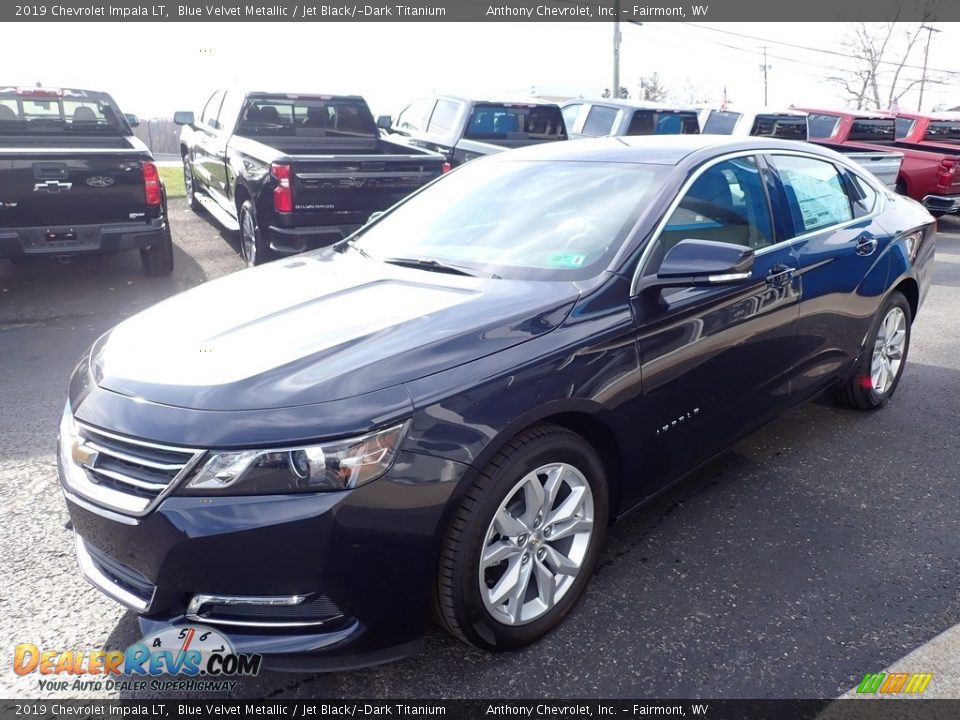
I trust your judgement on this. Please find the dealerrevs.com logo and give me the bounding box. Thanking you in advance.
[14,626,261,693]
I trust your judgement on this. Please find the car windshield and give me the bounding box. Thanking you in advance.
[353,159,666,281]
[0,88,128,135]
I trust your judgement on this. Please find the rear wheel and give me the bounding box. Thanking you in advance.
[436,425,608,650]
[239,200,272,267]
[140,223,174,277]
[833,291,911,410]
[183,155,200,212]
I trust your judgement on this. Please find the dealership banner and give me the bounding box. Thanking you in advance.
[3,0,960,22]
[7,700,960,719]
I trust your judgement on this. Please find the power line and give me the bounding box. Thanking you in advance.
[683,22,960,76]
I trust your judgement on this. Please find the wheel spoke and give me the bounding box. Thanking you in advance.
[482,540,521,568]
[534,559,556,609]
[547,485,587,525]
[542,544,579,576]
[540,465,564,518]
[521,475,545,527]
[506,559,534,623]
[493,508,527,538]
[488,556,522,606]
[547,517,593,542]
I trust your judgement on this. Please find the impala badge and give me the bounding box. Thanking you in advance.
[85,176,114,188]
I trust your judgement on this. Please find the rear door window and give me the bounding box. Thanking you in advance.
[395,98,436,135]
[427,99,461,135]
[581,105,619,137]
[769,155,854,235]
[895,117,916,139]
[201,90,225,131]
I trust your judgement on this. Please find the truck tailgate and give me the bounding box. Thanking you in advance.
[0,151,147,227]
[289,155,442,215]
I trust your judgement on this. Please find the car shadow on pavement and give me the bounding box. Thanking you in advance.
[104,362,960,700]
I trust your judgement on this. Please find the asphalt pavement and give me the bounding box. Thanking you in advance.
[1,202,959,699]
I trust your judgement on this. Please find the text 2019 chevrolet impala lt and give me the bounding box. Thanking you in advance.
[59,136,935,669]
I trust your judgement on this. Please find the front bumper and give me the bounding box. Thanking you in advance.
[62,448,469,670]
[0,218,166,258]
[922,194,960,214]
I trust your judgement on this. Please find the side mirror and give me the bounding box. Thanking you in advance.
[376,115,393,131]
[173,111,195,126]
[124,113,141,128]
[365,210,385,225]
[654,239,754,288]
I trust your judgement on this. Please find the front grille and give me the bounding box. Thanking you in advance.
[70,423,204,515]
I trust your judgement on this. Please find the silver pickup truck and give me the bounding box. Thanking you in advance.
[699,107,904,190]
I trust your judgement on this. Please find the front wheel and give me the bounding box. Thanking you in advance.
[833,291,911,410]
[436,425,608,650]
[183,155,200,212]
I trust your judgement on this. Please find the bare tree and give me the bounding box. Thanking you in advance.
[829,3,953,111]
[638,73,668,102]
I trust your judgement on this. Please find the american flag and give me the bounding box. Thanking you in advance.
[889,97,900,114]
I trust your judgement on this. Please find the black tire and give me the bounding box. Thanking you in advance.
[833,291,911,410]
[238,200,272,267]
[436,424,608,651]
[140,223,174,277]
[183,154,200,212]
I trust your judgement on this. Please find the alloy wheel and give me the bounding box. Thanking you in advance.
[478,462,594,626]
[871,306,906,395]
[240,207,257,267]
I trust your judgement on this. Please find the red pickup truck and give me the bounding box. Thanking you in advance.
[796,107,960,216]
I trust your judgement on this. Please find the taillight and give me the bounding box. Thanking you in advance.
[441,162,452,174]
[271,162,292,213]
[141,161,162,207]
[937,158,957,187]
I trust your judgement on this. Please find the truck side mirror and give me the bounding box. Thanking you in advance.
[376,115,393,131]
[174,111,195,126]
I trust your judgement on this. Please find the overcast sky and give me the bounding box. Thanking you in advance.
[3,22,958,118]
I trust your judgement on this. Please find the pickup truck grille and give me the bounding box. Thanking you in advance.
[73,423,204,515]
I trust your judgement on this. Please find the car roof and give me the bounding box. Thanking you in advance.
[484,134,841,166]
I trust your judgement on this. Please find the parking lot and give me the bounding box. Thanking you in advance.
[1,200,959,699]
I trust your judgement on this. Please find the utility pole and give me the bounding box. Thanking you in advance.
[759,46,771,106]
[612,4,621,99]
[918,24,940,112]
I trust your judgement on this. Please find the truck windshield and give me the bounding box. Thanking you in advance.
[0,89,127,135]
[235,96,377,138]
[352,158,665,281]
[924,121,960,143]
[463,104,566,143]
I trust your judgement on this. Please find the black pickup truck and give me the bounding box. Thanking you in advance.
[176,90,447,266]
[378,96,568,167]
[0,86,172,275]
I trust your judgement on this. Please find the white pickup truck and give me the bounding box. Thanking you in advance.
[699,106,904,190]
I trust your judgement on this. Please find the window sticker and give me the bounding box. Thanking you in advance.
[548,252,587,268]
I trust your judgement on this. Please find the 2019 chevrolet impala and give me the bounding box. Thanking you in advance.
[58,136,935,669]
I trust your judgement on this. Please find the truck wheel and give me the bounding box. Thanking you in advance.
[239,200,272,267]
[183,155,200,212]
[140,224,174,277]
[436,424,608,650]
[832,291,911,410]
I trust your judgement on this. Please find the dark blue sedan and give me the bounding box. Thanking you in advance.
[58,135,935,668]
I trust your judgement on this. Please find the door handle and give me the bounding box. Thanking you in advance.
[856,234,878,256]
[765,265,795,287]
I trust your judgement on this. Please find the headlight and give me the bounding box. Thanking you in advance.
[179,422,409,495]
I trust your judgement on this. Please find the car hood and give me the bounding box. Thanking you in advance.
[93,248,577,411]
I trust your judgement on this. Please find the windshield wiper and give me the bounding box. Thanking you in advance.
[383,257,481,277]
